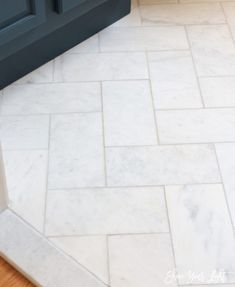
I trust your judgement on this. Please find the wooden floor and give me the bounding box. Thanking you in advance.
[0,257,35,287]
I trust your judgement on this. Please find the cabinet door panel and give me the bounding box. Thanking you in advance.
[0,0,45,45]
[56,0,105,14]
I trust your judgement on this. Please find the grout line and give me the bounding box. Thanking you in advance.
[163,186,180,286]
[47,231,170,238]
[106,141,235,147]
[47,182,223,192]
[184,25,206,108]
[145,52,160,144]
[106,235,111,286]
[4,141,235,154]
[3,105,235,118]
[42,115,51,235]
[214,144,235,229]
[100,82,108,186]
[0,110,102,117]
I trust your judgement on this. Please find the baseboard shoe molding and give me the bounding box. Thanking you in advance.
[0,209,107,287]
[0,145,8,213]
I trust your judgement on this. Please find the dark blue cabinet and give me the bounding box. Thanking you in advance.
[0,0,46,45]
[0,0,130,88]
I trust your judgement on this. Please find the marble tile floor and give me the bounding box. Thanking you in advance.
[2,0,235,286]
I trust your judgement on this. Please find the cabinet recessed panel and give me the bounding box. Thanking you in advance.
[0,0,45,45]
[56,0,106,14]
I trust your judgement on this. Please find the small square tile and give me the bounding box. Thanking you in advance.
[0,115,49,150]
[48,113,105,189]
[109,234,176,287]
[102,80,157,146]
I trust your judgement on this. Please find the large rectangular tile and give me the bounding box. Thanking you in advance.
[3,150,47,232]
[14,61,54,84]
[48,113,105,189]
[187,25,235,76]
[0,210,105,287]
[148,51,202,109]
[102,81,157,146]
[200,77,235,107]
[109,234,176,287]
[45,187,168,236]
[157,109,235,144]
[54,53,148,82]
[216,143,235,226]
[100,26,188,52]
[0,115,49,150]
[2,83,101,115]
[140,3,225,26]
[165,184,235,284]
[106,145,220,186]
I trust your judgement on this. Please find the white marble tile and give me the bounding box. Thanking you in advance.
[106,145,220,186]
[216,143,235,226]
[48,113,105,189]
[157,109,235,144]
[99,26,188,52]
[109,234,176,287]
[14,61,54,84]
[67,35,99,53]
[148,51,202,109]
[140,3,225,26]
[187,25,235,76]
[0,210,106,287]
[222,3,235,40]
[50,236,109,284]
[165,184,235,284]
[2,83,101,115]
[3,150,47,232]
[0,115,49,150]
[45,187,168,236]
[54,53,148,82]
[200,77,235,108]
[102,81,157,146]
